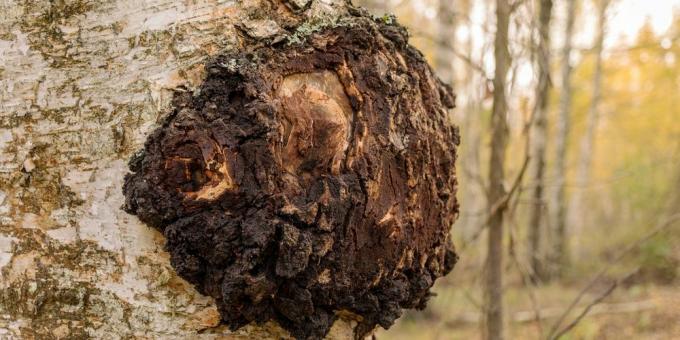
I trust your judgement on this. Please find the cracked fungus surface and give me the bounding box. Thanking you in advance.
[123,17,460,340]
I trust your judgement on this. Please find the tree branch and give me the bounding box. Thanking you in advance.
[551,261,652,340]
[459,154,531,253]
[546,213,680,339]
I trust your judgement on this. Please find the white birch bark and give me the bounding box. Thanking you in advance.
[550,0,576,275]
[527,0,552,281]
[568,0,609,258]
[0,0,356,338]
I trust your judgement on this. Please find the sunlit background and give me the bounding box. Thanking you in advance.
[354,0,680,339]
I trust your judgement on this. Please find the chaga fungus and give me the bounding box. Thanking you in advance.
[123,14,460,340]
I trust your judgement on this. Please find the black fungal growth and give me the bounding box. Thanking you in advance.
[123,14,459,340]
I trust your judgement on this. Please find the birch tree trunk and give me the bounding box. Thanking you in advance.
[569,0,609,258]
[527,0,553,282]
[551,0,577,277]
[0,1,357,338]
[485,0,510,338]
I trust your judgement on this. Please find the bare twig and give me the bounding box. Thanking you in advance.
[444,299,656,325]
[507,191,544,336]
[546,213,680,339]
[459,155,530,253]
[508,220,544,337]
[462,162,489,197]
[412,30,491,80]
[462,286,485,312]
[459,101,534,254]
[550,268,638,340]
[520,299,654,322]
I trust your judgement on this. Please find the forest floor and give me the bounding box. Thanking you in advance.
[376,280,680,339]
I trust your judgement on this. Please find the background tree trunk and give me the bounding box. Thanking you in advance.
[0,1,357,338]
[485,0,510,338]
[569,0,610,258]
[459,0,485,241]
[435,0,458,88]
[551,0,577,277]
[527,0,553,282]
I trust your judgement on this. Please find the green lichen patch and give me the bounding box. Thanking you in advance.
[285,15,355,46]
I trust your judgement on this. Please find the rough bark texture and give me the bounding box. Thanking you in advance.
[122,15,459,340]
[0,1,457,339]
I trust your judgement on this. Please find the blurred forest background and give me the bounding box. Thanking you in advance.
[354,0,680,339]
